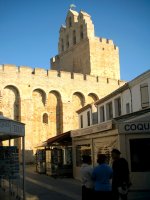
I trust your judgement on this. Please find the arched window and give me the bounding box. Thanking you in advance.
[69,16,72,27]
[61,39,64,51]
[66,34,69,48]
[43,113,48,124]
[73,30,76,45]
[80,25,84,40]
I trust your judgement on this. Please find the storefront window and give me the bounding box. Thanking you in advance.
[52,148,63,165]
[100,106,105,122]
[130,138,150,172]
[140,83,149,108]
[87,111,91,126]
[114,97,121,117]
[106,102,113,120]
[65,147,72,165]
[76,144,91,167]
[80,115,83,128]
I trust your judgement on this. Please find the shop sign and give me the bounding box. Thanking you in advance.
[71,121,112,137]
[119,122,150,134]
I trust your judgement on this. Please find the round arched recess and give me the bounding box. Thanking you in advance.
[3,85,20,121]
[32,89,47,147]
[3,85,21,147]
[47,90,63,136]
[72,92,85,130]
[48,90,61,99]
[87,93,99,104]
[72,92,85,108]
[4,85,20,94]
[32,88,46,105]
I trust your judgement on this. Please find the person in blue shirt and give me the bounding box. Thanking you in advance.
[92,154,113,200]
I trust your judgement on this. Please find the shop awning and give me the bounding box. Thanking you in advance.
[36,131,72,148]
[47,131,71,146]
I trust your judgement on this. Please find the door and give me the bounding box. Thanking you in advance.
[126,134,150,190]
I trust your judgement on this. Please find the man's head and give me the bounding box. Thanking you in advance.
[82,155,92,165]
[97,154,107,164]
[111,148,121,160]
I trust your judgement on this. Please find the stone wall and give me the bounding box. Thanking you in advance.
[0,9,124,162]
[0,64,125,160]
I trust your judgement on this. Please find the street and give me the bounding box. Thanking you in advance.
[25,165,81,200]
[1,165,150,200]
[25,165,150,200]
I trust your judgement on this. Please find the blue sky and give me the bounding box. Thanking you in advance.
[0,0,150,81]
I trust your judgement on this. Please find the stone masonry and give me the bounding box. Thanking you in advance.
[51,9,120,80]
[0,9,125,162]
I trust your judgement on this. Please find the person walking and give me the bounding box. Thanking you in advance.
[80,155,94,200]
[111,148,131,200]
[92,154,113,200]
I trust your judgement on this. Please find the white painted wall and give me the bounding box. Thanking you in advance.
[131,77,150,112]
[78,71,150,126]
[97,73,150,122]
[97,94,121,123]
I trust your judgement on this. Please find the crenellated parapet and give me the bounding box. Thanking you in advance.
[0,64,124,86]
[98,37,119,51]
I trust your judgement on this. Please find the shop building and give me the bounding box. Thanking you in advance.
[71,70,150,190]
[76,69,150,129]
[36,131,73,177]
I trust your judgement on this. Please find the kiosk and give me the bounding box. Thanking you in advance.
[36,131,73,177]
[0,114,25,199]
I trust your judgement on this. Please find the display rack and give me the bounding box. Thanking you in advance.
[35,149,46,174]
[0,115,25,200]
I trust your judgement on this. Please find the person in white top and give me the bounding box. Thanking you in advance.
[80,155,94,200]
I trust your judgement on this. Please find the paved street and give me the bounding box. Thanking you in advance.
[1,165,150,200]
[25,165,150,200]
[25,165,81,200]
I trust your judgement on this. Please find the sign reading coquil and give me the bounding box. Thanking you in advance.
[118,122,150,134]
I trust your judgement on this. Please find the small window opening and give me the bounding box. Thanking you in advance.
[61,39,64,51]
[87,111,91,126]
[73,30,76,44]
[66,35,69,48]
[80,25,84,40]
[69,16,72,27]
[43,113,48,124]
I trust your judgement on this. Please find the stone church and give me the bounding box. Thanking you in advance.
[0,9,125,161]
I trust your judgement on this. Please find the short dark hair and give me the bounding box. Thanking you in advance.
[82,155,91,164]
[97,154,107,164]
[111,148,121,155]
